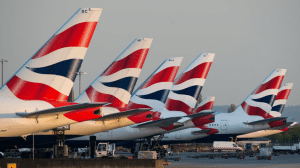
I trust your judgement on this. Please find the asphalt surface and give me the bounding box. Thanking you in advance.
[165,152,300,168]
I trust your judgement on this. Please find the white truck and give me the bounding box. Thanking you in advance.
[212,141,243,152]
[273,142,300,155]
[95,142,116,158]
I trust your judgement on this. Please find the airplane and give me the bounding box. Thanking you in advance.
[237,83,296,139]
[156,69,290,143]
[67,53,216,145]
[0,46,182,149]
[0,8,106,138]
[32,56,181,140]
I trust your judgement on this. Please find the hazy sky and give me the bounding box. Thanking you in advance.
[0,0,299,106]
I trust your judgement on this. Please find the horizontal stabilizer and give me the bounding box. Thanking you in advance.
[191,129,211,135]
[96,108,152,122]
[134,117,182,128]
[186,111,215,119]
[243,117,287,125]
[16,102,109,118]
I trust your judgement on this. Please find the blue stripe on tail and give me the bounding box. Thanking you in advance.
[252,95,276,106]
[102,77,138,94]
[26,59,83,82]
[138,89,170,103]
[172,85,202,100]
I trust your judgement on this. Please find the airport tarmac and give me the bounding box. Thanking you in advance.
[166,152,300,168]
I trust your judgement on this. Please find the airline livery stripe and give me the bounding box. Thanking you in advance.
[101,77,138,94]
[174,62,212,85]
[172,85,202,100]
[26,59,83,82]
[241,101,273,119]
[63,106,102,122]
[85,86,127,108]
[127,101,152,109]
[26,47,87,68]
[275,89,291,100]
[271,104,285,113]
[194,101,214,113]
[127,111,152,124]
[165,98,194,115]
[253,75,284,95]
[6,75,68,101]
[140,66,179,89]
[98,68,141,83]
[137,89,170,103]
[101,49,149,76]
[251,94,276,106]
[32,22,98,59]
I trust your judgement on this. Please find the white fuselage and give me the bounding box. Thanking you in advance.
[0,95,81,137]
[70,106,274,142]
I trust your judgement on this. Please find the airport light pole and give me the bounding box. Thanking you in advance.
[76,70,87,95]
[0,59,11,86]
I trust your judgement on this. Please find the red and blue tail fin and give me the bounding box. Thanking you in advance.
[165,53,215,115]
[0,8,102,102]
[127,57,183,110]
[75,38,152,108]
[239,69,286,119]
[194,97,215,113]
[270,83,293,117]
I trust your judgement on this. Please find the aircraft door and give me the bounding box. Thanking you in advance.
[221,120,227,130]
[175,131,181,139]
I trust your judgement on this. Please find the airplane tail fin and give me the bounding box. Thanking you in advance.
[194,97,215,113]
[75,38,152,108]
[0,8,102,102]
[165,53,215,115]
[270,83,293,117]
[239,69,286,119]
[127,57,183,110]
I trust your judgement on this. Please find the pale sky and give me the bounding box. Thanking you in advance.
[0,0,299,106]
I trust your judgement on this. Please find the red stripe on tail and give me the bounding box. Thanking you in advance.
[85,86,127,108]
[253,76,284,95]
[127,101,152,109]
[32,22,98,59]
[174,62,212,85]
[101,49,149,76]
[6,75,68,101]
[241,101,273,119]
[194,101,214,113]
[275,89,291,100]
[165,98,194,115]
[140,66,179,89]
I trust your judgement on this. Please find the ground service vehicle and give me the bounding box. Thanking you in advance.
[273,142,300,155]
[96,143,115,158]
[256,147,273,160]
[212,141,243,152]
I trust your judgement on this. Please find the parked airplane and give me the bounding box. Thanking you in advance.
[237,83,296,139]
[0,54,181,149]
[0,8,107,138]
[158,69,290,142]
[37,38,158,136]
[67,53,216,145]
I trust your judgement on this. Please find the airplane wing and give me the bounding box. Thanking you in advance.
[134,111,216,128]
[95,108,152,121]
[16,102,109,118]
[191,129,211,135]
[134,117,182,128]
[243,117,287,125]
